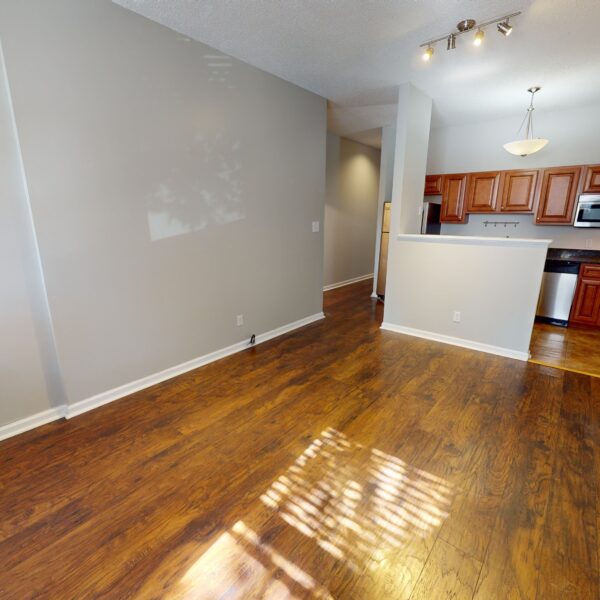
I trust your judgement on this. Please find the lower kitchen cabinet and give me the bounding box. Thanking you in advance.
[570,264,600,327]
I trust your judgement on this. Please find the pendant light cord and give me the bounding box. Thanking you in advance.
[516,88,537,139]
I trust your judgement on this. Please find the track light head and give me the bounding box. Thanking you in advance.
[497,20,513,36]
[422,45,434,61]
[473,29,485,46]
[447,34,456,50]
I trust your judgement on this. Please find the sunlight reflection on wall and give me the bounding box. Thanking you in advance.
[146,132,245,241]
[173,428,453,598]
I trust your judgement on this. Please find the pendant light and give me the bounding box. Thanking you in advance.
[503,87,549,157]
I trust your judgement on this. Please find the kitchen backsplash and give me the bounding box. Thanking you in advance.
[438,211,600,250]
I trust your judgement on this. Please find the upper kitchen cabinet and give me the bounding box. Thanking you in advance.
[465,171,501,213]
[499,169,538,212]
[424,174,443,196]
[440,174,468,223]
[582,164,600,194]
[535,166,582,225]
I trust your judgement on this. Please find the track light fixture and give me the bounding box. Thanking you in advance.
[497,20,513,36]
[422,45,434,62]
[419,12,520,61]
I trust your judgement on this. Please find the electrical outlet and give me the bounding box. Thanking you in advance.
[236,314,244,326]
[312,221,320,233]
[452,311,461,323]
[586,239,593,249]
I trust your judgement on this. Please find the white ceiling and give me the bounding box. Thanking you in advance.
[115,0,600,147]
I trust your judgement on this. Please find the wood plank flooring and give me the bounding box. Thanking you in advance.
[530,321,600,378]
[1,279,599,599]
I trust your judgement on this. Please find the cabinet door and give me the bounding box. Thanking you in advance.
[570,277,600,325]
[582,164,600,193]
[424,174,443,196]
[466,171,500,213]
[535,166,582,225]
[440,174,467,223]
[500,169,538,212]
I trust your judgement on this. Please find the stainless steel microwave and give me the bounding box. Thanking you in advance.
[574,195,600,227]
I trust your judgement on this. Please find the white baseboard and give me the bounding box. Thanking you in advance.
[323,273,373,292]
[0,405,67,442]
[0,312,325,441]
[66,311,325,418]
[380,322,530,362]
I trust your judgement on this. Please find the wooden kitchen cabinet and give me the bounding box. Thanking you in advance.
[499,169,538,212]
[424,174,443,196]
[582,164,600,194]
[570,264,600,327]
[465,171,501,213]
[535,166,582,225]
[440,174,468,223]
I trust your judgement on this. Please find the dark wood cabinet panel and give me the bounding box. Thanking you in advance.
[424,174,443,196]
[582,264,600,280]
[466,171,501,213]
[570,279,600,326]
[535,166,582,225]
[570,264,600,327]
[582,164,600,194]
[440,174,467,223]
[499,169,538,212]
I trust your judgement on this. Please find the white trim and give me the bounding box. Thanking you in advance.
[65,312,325,418]
[380,322,530,361]
[323,273,373,292]
[0,406,67,442]
[395,234,552,248]
[0,312,325,440]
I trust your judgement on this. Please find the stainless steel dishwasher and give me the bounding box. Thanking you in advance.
[536,260,580,326]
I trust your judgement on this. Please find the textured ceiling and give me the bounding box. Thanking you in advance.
[114,0,600,144]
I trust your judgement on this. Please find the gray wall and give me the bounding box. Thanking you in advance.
[0,0,326,410]
[0,46,65,427]
[324,134,380,287]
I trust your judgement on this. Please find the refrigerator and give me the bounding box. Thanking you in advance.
[421,201,441,235]
[376,202,391,298]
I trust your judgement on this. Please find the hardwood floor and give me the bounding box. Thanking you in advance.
[1,278,599,599]
[530,320,600,378]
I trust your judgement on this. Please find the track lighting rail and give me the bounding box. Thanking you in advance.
[419,11,520,58]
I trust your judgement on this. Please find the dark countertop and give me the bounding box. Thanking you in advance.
[547,248,600,264]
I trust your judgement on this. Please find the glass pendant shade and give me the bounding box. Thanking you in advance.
[504,87,548,157]
[503,138,549,156]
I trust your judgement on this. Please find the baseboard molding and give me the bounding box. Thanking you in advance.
[323,273,373,292]
[66,311,325,419]
[0,405,66,442]
[0,312,325,441]
[380,322,530,362]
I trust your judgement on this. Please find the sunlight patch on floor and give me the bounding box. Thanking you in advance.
[173,427,453,598]
[260,428,453,572]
